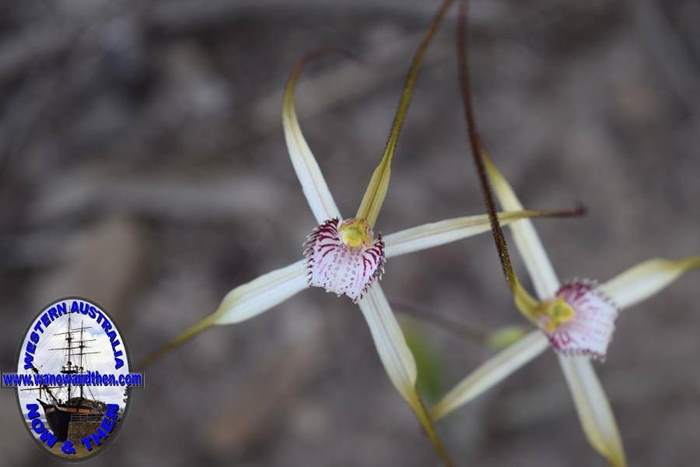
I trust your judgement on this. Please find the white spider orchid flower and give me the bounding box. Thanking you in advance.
[144,1,577,464]
[430,155,699,467]
[431,3,700,466]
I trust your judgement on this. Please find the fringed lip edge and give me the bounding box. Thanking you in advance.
[303,217,387,303]
[547,278,621,362]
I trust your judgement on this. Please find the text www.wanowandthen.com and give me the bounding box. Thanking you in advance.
[1,371,144,388]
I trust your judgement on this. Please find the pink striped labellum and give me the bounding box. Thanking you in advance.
[537,280,619,359]
[304,218,385,302]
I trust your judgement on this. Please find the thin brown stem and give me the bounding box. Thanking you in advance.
[456,0,517,292]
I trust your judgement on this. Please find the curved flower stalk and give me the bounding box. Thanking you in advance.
[431,2,700,466]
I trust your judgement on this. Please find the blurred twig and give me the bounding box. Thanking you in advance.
[391,298,488,344]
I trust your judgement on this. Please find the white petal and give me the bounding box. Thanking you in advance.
[558,356,626,467]
[357,283,417,403]
[283,68,341,223]
[214,260,309,325]
[384,210,542,258]
[598,257,700,310]
[431,331,549,420]
[485,157,560,298]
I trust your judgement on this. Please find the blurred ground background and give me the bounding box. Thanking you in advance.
[1,0,699,466]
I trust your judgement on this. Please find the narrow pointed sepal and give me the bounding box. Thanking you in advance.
[383,209,574,259]
[355,0,455,228]
[215,260,310,324]
[599,256,700,310]
[431,331,549,420]
[140,261,309,366]
[358,276,453,466]
[357,284,417,402]
[559,356,627,467]
[483,155,561,297]
[283,59,341,223]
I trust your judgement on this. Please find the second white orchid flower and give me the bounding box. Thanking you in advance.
[431,2,700,466]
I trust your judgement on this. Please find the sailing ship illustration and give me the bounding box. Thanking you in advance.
[25,314,107,442]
